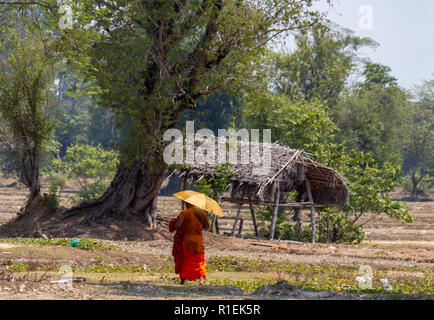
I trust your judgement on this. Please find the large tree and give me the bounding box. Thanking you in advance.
[1,1,328,227]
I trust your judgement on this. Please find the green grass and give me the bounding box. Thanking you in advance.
[1,241,431,297]
[0,237,117,251]
[206,256,433,295]
[4,255,432,296]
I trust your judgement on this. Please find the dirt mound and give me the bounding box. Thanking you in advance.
[252,280,360,300]
[108,282,245,298]
[0,208,172,241]
[253,280,298,297]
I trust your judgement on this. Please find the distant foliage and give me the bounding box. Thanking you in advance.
[194,163,233,200]
[43,184,61,213]
[402,77,434,197]
[52,144,119,203]
[271,27,377,108]
[0,26,58,207]
[318,150,412,243]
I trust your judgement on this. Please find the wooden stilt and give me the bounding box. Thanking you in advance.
[249,204,259,237]
[215,216,220,234]
[231,204,242,236]
[269,184,281,240]
[209,216,215,233]
[180,176,187,210]
[305,179,316,243]
[215,195,221,234]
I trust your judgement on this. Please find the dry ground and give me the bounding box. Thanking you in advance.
[0,178,432,300]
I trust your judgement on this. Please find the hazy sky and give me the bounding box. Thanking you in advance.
[315,0,434,89]
[278,0,434,90]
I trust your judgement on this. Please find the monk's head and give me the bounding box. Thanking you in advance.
[185,202,194,209]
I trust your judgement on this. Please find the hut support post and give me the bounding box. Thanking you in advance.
[215,195,221,234]
[231,204,242,236]
[180,176,187,210]
[237,218,243,237]
[306,180,316,243]
[269,184,281,240]
[209,216,216,233]
[249,205,259,237]
[215,216,220,234]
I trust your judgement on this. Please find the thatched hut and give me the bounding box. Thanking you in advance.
[168,137,349,242]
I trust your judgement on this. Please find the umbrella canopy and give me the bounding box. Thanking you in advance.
[173,190,224,217]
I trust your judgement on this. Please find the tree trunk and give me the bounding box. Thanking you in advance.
[410,171,423,199]
[63,160,167,228]
[22,148,43,213]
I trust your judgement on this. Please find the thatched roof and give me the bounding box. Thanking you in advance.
[170,137,349,206]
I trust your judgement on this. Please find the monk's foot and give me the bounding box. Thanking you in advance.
[199,277,205,286]
[180,279,186,285]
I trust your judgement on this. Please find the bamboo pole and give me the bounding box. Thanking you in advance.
[306,179,316,243]
[269,183,280,240]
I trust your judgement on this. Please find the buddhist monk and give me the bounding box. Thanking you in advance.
[169,202,209,285]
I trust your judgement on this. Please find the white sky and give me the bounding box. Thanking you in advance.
[279,0,434,90]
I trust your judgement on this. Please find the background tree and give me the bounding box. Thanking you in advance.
[361,62,398,88]
[242,93,337,157]
[333,62,410,167]
[53,73,121,156]
[53,144,119,204]
[318,150,412,243]
[0,28,57,212]
[178,91,242,133]
[402,77,434,197]
[271,26,377,108]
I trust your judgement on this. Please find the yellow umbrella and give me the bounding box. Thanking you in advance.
[173,190,225,217]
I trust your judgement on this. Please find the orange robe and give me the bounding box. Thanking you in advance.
[177,207,209,281]
[169,218,185,274]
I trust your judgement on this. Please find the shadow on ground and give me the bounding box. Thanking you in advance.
[94,280,430,300]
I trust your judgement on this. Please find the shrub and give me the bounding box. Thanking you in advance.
[43,184,61,213]
[52,144,119,203]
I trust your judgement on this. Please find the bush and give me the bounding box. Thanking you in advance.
[317,208,365,244]
[43,184,61,213]
[280,223,312,242]
[75,181,108,203]
[52,144,119,203]
[45,171,68,190]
